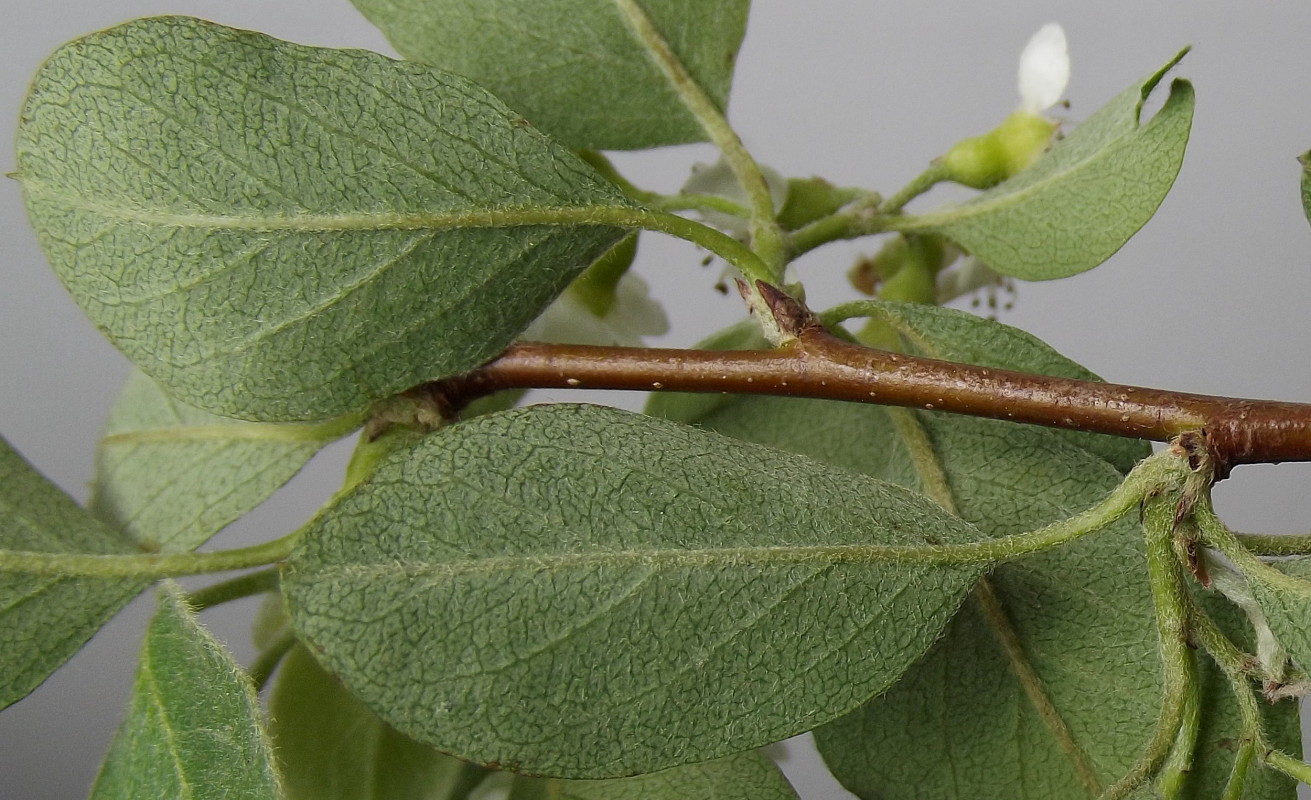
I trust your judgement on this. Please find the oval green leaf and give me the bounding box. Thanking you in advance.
[282,403,987,778]
[892,50,1194,280]
[350,0,751,149]
[17,17,632,422]
[91,371,353,552]
[89,582,281,800]
[0,436,146,709]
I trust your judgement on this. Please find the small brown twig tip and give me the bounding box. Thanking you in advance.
[754,281,815,337]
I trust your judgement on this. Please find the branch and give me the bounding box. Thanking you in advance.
[426,287,1311,475]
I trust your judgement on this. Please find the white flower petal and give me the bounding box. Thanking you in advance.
[1017,23,1069,114]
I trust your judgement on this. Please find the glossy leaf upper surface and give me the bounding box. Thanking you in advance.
[0,436,145,709]
[89,583,282,799]
[91,371,348,552]
[350,0,751,149]
[18,17,630,422]
[282,403,986,777]
[895,50,1193,280]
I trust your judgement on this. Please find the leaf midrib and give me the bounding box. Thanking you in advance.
[21,181,635,232]
[295,539,975,580]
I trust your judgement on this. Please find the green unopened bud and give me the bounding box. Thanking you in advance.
[940,110,1058,189]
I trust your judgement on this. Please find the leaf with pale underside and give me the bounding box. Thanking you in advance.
[893,50,1193,280]
[89,582,282,799]
[17,17,631,422]
[350,0,751,149]
[282,403,987,778]
[91,370,352,553]
[0,436,146,709]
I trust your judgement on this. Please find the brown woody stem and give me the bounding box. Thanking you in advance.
[425,288,1311,476]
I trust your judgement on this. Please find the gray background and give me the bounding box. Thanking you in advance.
[6,2,1311,798]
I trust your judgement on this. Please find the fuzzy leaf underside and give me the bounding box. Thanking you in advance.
[350,0,750,149]
[282,403,986,778]
[90,370,347,552]
[17,17,631,422]
[89,583,281,799]
[895,50,1193,280]
[0,436,146,709]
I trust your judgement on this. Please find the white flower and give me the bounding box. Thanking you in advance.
[1017,23,1070,116]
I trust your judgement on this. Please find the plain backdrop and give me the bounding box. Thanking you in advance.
[6,2,1311,798]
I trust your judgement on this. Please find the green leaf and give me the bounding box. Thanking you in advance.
[90,370,351,552]
[893,50,1193,280]
[282,403,986,777]
[0,436,146,709]
[90,582,282,799]
[17,17,632,422]
[350,0,751,149]
[270,644,484,800]
[506,750,800,799]
[684,398,1161,797]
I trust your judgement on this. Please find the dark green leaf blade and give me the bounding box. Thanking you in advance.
[89,582,282,799]
[282,404,986,778]
[17,17,631,422]
[0,436,146,709]
[894,51,1193,280]
[91,370,350,552]
[350,0,751,149]
[270,643,481,800]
